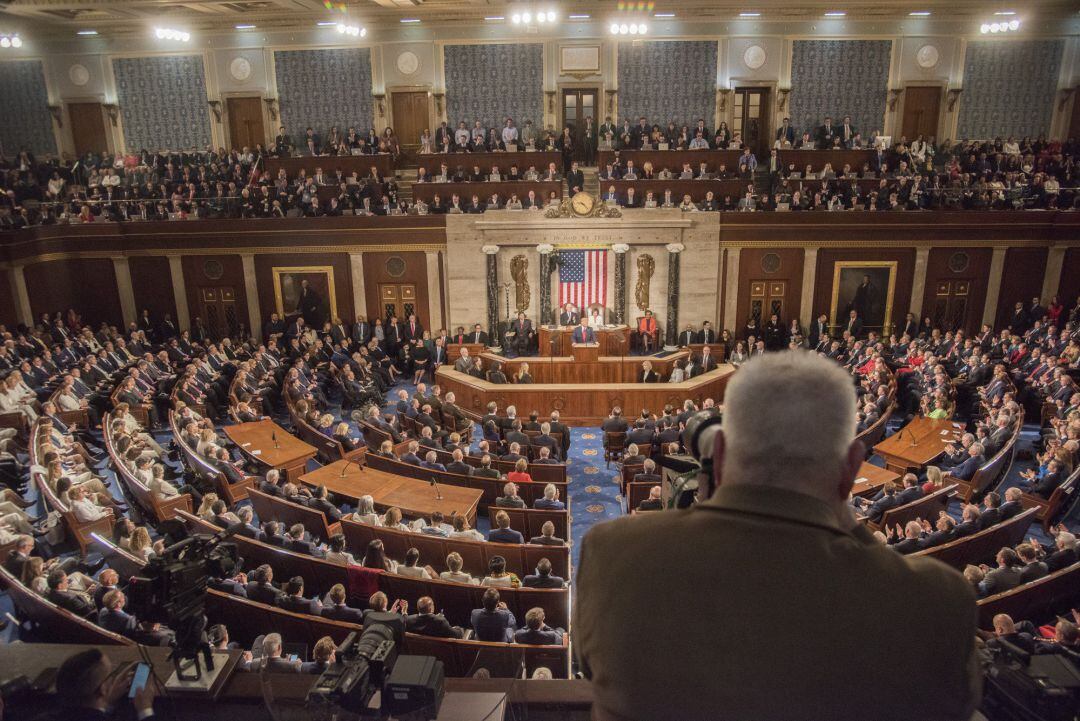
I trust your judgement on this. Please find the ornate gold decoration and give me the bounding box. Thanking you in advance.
[543,196,622,218]
[510,254,530,313]
[635,253,655,312]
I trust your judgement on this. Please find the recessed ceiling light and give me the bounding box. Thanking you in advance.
[400,18,420,23]
[484,16,504,21]
[739,12,761,17]
[994,11,1016,15]
[824,11,846,17]
[235,24,256,29]
[909,11,931,16]
[317,21,336,26]
[655,12,675,18]
[77,29,98,35]
[568,14,590,19]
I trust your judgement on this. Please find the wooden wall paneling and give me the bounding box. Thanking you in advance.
[995,247,1048,329]
[253,253,354,328]
[735,248,804,333]
[921,248,992,336]
[128,256,177,326]
[362,251,431,328]
[812,248,916,335]
[23,258,122,327]
[0,268,17,328]
[181,255,248,339]
[1056,248,1080,319]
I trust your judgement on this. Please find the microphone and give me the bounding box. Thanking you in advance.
[429,476,443,500]
[272,430,280,449]
[339,456,362,477]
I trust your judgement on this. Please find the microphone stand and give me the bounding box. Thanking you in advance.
[430,476,443,500]
[339,455,364,477]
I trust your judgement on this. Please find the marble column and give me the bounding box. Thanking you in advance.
[348,252,367,320]
[1042,245,1066,302]
[723,247,741,333]
[425,250,444,331]
[167,256,190,331]
[665,243,684,347]
[483,245,500,345]
[800,247,818,330]
[537,244,555,325]
[612,243,629,325]
[240,253,262,343]
[909,246,931,320]
[982,247,1008,327]
[112,257,137,327]
[7,266,33,326]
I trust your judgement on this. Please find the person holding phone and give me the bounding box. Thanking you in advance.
[53,647,157,719]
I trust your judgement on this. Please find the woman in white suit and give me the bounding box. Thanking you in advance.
[587,307,605,331]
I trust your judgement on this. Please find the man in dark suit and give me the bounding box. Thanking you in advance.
[978,548,1024,596]
[54,647,159,719]
[473,455,501,479]
[467,323,490,345]
[566,162,585,194]
[857,482,901,524]
[677,324,699,347]
[276,577,323,614]
[900,313,919,340]
[244,565,285,605]
[471,588,516,642]
[46,569,96,619]
[352,315,372,347]
[697,346,719,375]
[406,596,464,639]
[776,117,796,146]
[839,115,856,148]
[505,312,535,357]
[946,444,986,483]
[602,407,629,433]
[808,313,829,349]
[572,319,596,344]
[445,449,473,476]
[522,557,566,587]
[504,420,530,450]
[514,608,564,646]
[816,116,836,149]
[489,511,525,543]
[559,303,580,327]
[636,485,664,511]
[321,585,365,622]
[362,592,407,640]
[626,420,655,450]
[532,423,561,460]
[843,310,863,338]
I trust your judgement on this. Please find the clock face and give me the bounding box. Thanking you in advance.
[69,64,90,87]
[396,51,420,76]
[915,44,940,69]
[229,56,252,82]
[743,45,767,70]
[571,192,594,216]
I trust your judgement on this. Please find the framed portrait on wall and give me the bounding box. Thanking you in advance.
[829,261,897,334]
[272,266,337,329]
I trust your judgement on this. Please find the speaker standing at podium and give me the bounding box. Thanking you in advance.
[572,319,596,344]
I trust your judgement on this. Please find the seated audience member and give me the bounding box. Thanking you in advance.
[396,547,436,579]
[534,483,565,510]
[448,514,484,542]
[320,584,364,622]
[529,520,566,546]
[978,548,1024,597]
[301,637,337,674]
[636,485,663,512]
[406,595,465,639]
[481,555,520,587]
[497,481,527,508]
[53,648,156,719]
[256,633,302,673]
[575,351,979,721]
[489,510,525,544]
[439,551,479,585]
[523,557,566,588]
[514,607,565,646]
[471,587,517,642]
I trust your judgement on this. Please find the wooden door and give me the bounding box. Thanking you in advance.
[748,280,787,326]
[391,91,430,160]
[197,286,239,340]
[733,88,770,159]
[67,102,108,157]
[226,97,265,151]
[378,283,420,325]
[900,86,941,142]
[561,88,598,160]
[929,279,971,333]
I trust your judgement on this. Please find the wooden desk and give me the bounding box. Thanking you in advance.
[436,365,734,425]
[411,181,563,205]
[487,351,688,384]
[224,420,317,483]
[597,149,743,173]
[603,179,747,203]
[417,150,561,177]
[873,417,965,474]
[264,153,395,180]
[777,149,876,173]
[538,325,629,357]
[851,462,902,497]
[299,459,483,524]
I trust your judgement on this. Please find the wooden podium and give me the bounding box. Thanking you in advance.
[572,343,600,363]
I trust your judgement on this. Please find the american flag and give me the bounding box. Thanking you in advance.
[558,249,607,307]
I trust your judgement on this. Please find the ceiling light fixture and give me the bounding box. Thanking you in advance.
[909,11,931,16]
[336,23,364,36]
[77,30,98,36]
[485,16,504,21]
[400,18,420,23]
[235,24,256,29]
[994,11,1016,15]
[316,21,336,26]
[655,12,675,18]
[154,27,190,42]
[568,14,590,20]
[824,11,846,17]
[981,18,1020,33]
[739,12,761,17]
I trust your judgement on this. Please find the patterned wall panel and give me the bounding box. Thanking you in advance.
[617,41,718,125]
[274,48,374,135]
[113,55,212,151]
[444,44,543,128]
[788,40,891,139]
[957,40,1064,140]
[0,60,57,155]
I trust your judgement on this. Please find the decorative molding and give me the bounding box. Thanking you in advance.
[103,103,119,126]
[208,99,223,123]
[777,88,790,112]
[717,88,732,114]
[946,89,962,112]
[665,243,686,254]
[611,243,630,254]
[47,105,62,127]
[263,97,279,120]
[887,88,903,112]
[560,45,602,76]
[536,243,555,255]
[481,244,500,255]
